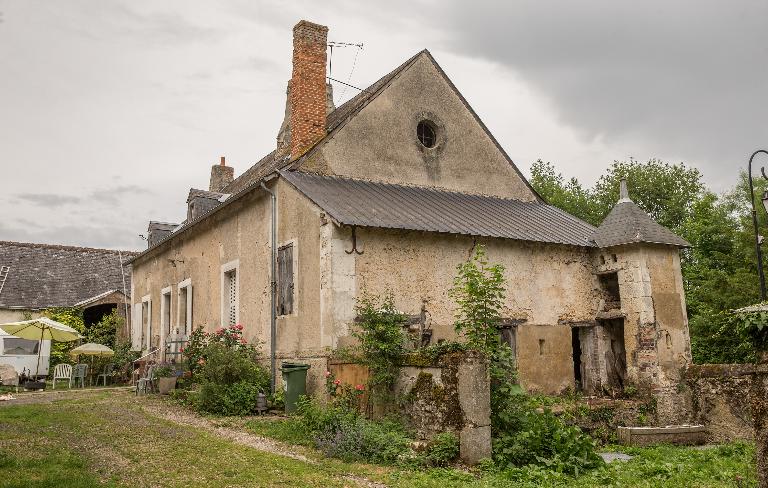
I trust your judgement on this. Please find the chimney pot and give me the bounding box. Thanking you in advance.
[220,156,226,166]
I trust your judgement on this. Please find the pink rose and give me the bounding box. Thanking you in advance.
[355,384,365,391]
[324,371,332,377]
[333,379,341,385]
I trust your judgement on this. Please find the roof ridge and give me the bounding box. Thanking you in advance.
[0,240,139,255]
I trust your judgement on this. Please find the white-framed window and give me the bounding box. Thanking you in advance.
[220,260,239,327]
[177,278,193,336]
[141,294,152,351]
[160,286,172,357]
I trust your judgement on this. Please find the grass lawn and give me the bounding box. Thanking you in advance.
[0,389,758,487]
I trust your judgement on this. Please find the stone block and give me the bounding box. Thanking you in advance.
[459,425,491,465]
[617,425,706,446]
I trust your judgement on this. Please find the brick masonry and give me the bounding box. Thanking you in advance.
[290,20,328,160]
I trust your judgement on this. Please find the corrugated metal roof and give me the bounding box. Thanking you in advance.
[591,201,690,248]
[281,171,596,247]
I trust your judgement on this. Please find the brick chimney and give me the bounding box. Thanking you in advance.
[209,156,234,192]
[289,20,329,160]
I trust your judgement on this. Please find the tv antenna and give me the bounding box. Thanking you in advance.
[327,41,364,100]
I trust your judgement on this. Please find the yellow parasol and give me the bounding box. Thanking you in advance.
[0,318,82,377]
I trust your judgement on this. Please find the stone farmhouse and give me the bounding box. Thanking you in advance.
[0,241,135,334]
[127,20,692,404]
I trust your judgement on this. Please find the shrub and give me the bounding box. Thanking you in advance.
[424,432,460,467]
[197,381,264,416]
[297,397,413,465]
[492,397,603,475]
[192,324,270,416]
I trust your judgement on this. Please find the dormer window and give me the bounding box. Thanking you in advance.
[417,120,437,148]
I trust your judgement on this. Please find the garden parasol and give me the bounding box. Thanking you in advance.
[69,342,114,365]
[0,318,82,378]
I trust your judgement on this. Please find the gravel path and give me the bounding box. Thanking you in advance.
[139,396,387,488]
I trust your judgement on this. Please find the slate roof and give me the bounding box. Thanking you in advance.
[186,188,226,203]
[0,241,135,310]
[591,201,690,248]
[281,171,597,247]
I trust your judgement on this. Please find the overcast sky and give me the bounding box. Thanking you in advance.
[1,1,766,250]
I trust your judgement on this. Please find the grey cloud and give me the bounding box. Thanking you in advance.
[89,185,151,204]
[439,1,768,188]
[0,220,141,250]
[15,193,82,207]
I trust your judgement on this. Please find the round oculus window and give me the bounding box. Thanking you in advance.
[417,120,437,148]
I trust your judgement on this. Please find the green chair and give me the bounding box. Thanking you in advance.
[96,364,115,387]
[71,364,88,388]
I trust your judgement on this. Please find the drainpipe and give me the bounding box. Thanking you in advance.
[260,180,278,394]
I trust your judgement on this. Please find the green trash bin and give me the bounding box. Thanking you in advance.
[281,362,311,413]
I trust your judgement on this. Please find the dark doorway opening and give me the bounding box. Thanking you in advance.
[572,327,583,391]
[601,319,627,393]
[83,303,117,328]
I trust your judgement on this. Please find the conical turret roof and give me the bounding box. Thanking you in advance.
[591,180,690,248]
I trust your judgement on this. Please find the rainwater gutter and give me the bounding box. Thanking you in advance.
[260,180,278,395]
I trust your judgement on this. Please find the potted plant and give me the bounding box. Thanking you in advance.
[155,365,177,394]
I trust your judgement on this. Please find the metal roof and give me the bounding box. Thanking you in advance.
[591,200,690,248]
[281,171,596,247]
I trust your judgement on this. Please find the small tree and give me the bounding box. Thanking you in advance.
[449,245,519,409]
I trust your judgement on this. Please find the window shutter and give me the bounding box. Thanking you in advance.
[278,244,294,315]
[132,303,142,350]
[187,284,193,336]
[228,271,237,326]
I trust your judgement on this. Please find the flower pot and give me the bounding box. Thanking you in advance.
[158,377,177,395]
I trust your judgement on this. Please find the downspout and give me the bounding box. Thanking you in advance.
[260,180,278,394]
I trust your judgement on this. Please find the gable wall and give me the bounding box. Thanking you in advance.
[305,55,537,201]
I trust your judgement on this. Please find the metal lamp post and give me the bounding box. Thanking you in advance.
[748,149,768,301]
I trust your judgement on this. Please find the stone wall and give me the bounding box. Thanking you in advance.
[683,363,768,442]
[329,350,492,465]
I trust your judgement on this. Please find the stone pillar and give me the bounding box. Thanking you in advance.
[457,351,492,465]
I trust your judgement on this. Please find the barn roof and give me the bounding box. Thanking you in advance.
[0,241,134,310]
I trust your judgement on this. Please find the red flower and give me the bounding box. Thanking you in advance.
[355,384,365,391]
[333,379,341,385]
[179,347,185,353]
[236,324,244,330]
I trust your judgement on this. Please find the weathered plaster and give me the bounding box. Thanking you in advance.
[305,54,537,201]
